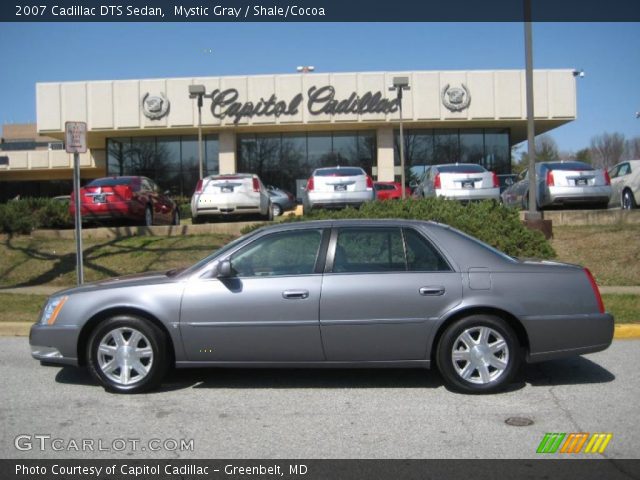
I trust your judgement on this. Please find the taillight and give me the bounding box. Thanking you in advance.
[604,170,611,185]
[492,172,499,188]
[546,170,555,186]
[306,177,315,191]
[366,176,374,190]
[584,268,605,314]
[252,177,260,192]
[194,179,203,194]
[434,173,441,189]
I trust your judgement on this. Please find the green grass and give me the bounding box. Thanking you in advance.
[0,293,47,323]
[602,294,640,324]
[0,234,233,288]
[552,224,640,286]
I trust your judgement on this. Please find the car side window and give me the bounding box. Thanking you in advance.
[334,228,405,273]
[403,228,451,272]
[619,163,630,177]
[230,229,323,277]
[140,178,152,192]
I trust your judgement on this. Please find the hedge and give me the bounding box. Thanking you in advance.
[242,198,555,259]
[0,198,72,234]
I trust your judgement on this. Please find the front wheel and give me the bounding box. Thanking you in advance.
[436,315,520,393]
[86,316,169,393]
[143,206,153,226]
[172,209,180,225]
[271,203,283,217]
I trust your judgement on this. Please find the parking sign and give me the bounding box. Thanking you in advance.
[65,121,87,154]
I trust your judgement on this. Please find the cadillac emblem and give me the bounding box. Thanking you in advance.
[142,92,170,120]
[441,84,471,112]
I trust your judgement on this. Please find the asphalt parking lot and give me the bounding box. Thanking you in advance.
[1,337,638,459]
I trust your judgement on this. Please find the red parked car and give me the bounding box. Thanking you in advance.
[374,181,411,200]
[70,176,179,226]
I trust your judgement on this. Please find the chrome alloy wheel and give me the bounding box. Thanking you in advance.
[97,327,154,386]
[451,326,509,385]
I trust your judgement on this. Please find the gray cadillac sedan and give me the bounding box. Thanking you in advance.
[30,219,614,394]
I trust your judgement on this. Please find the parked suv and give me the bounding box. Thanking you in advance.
[302,166,375,213]
[191,173,272,223]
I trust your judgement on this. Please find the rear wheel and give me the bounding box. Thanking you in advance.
[262,202,274,221]
[436,315,520,393]
[143,206,153,226]
[622,189,637,210]
[86,316,169,393]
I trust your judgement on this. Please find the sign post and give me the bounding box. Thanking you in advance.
[65,121,87,285]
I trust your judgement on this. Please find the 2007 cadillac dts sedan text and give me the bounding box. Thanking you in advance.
[30,219,614,394]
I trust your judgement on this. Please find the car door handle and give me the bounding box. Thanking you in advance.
[419,286,445,296]
[282,290,309,300]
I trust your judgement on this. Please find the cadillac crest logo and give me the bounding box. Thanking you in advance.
[441,84,471,112]
[142,92,170,119]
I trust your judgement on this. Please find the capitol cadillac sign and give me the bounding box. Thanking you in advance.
[141,83,471,124]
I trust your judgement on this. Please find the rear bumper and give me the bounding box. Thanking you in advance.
[436,187,500,201]
[71,201,143,220]
[307,190,375,208]
[546,186,612,206]
[29,323,81,366]
[523,312,614,363]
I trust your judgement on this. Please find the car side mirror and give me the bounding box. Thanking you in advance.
[216,260,233,278]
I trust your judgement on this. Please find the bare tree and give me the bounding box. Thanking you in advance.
[516,134,560,169]
[624,136,640,160]
[590,132,626,169]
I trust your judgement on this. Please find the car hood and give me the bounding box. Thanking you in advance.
[52,270,179,296]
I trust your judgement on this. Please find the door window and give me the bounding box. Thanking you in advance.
[230,230,323,277]
[333,227,451,273]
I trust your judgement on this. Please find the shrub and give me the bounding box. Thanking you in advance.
[288,198,555,259]
[0,198,72,234]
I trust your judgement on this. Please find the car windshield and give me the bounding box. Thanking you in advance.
[314,167,364,176]
[543,161,593,171]
[437,164,486,173]
[88,177,135,186]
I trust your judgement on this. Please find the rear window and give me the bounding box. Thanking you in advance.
[544,162,593,171]
[87,177,135,187]
[436,164,486,173]
[314,167,364,177]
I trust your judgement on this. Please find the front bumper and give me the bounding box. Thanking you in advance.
[29,323,81,366]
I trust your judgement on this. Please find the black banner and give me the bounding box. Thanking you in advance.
[2,0,640,22]
[2,460,640,480]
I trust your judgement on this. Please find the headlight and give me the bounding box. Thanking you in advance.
[40,296,68,325]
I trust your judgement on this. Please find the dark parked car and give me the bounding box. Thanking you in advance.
[267,185,296,216]
[30,219,613,394]
[70,176,179,226]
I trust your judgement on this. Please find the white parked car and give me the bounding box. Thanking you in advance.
[608,160,640,210]
[191,173,272,223]
[413,163,500,202]
[302,166,375,213]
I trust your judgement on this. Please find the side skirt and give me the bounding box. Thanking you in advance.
[175,360,431,369]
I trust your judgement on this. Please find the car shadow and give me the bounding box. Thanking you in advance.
[53,355,614,393]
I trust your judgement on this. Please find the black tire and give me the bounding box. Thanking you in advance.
[143,206,153,226]
[172,209,180,225]
[436,315,520,394]
[86,315,169,394]
[271,203,283,217]
[622,189,637,210]
[191,215,204,224]
[262,202,274,221]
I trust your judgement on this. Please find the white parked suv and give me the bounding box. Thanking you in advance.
[191,173,272,223]
[302,166,375,213]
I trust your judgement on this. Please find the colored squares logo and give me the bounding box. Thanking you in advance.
[537,433,612,454]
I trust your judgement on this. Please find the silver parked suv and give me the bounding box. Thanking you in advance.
[302,166,375,213]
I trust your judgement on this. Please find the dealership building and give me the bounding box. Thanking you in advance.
[0,69,577,200]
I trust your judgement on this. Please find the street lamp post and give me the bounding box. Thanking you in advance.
[296,66,315,73]
[189,84,207,180]
[390,77,411,199]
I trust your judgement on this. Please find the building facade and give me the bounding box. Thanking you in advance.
[0,69,577,200]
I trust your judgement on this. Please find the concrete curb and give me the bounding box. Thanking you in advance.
[3,322,640,339]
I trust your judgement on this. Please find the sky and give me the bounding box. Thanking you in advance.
[0,22,638,152]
